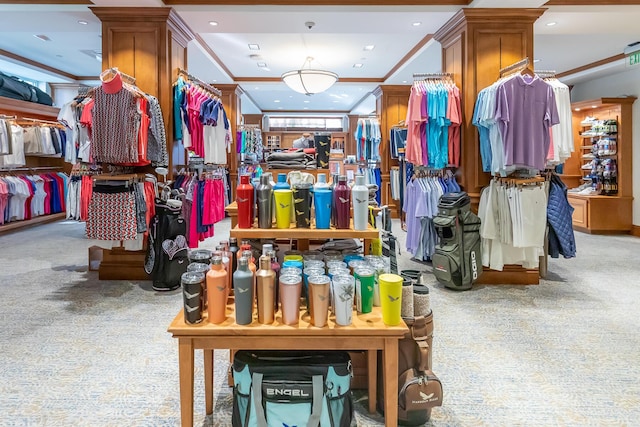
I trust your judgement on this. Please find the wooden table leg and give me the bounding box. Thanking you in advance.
[204,349,214,415]
[383,338,399,427]
[178,339,195,427]
[298,239,310,251]
[364,239,370,255]
[368,349,377,414]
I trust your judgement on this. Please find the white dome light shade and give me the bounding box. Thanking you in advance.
[282,69,339,95]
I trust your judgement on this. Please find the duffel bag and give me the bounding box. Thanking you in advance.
[232,350,353,427]
[0,71,38,103]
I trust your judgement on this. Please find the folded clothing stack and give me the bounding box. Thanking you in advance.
[266,150,316,169]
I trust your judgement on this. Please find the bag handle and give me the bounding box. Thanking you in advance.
[251,372,325,427]
[306,375,324,427]
[408,316,431,373]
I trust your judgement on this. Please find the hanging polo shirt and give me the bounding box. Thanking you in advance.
[495,74,559,171]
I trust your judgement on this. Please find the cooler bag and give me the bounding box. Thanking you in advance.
[232,350,353,427]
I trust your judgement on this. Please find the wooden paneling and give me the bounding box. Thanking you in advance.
[243,114,263,126]
[568,197,588,228]
[545,0,640,5]
[373,85,410,217]
[632,225,640,238]
[434,8,544,207]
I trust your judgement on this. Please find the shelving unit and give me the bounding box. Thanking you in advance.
[561,97,636,234]
[0,96,70,234]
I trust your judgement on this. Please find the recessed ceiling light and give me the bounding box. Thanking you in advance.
[209,21,219,26]
[33,34,51,42]
[274,100,281,103]
[289,95,293,98]
[333,100,339,103]
[212,79,217,82]
[363,45,375,51]
[303,100,310,103]
[254,87,259,90]
[412,22,422,27]
[592,105,598,109]
[546,22,557,26]
[303,107,309,110]
[278,107,283,110]
[402,80,407,83]
[533,59,541,63]
[575,108,581,111]
[77,20,88,25]
[257,62,267,68]
[353,63,363,68]
[248,44,260,51]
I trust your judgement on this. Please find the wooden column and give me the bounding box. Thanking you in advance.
[90,6,194,176]
[346,115,359,158]
[89,7,194,281]
[434,8,546,285]
[216,84,243,201]
[373,85,411,218]
[434,8,546,207]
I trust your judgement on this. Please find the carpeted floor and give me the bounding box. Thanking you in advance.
[1,218,639,426]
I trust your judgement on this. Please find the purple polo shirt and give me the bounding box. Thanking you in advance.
[495,75,559,171]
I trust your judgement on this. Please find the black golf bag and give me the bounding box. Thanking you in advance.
[145,199,189,291]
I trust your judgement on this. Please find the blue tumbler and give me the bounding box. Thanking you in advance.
[314,188,332,229]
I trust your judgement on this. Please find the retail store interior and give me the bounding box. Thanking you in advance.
[1,1,640,426]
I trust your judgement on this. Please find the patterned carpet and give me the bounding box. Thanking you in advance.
[1,218,639,426]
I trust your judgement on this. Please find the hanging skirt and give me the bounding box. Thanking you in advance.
[86,185,137,241]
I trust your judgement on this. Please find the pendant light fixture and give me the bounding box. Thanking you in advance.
[282,57,338,96]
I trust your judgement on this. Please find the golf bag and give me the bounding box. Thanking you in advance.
[432,192,482,291]
[145,199,189,291]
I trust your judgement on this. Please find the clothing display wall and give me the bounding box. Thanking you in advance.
[477,179,548,271]
[174,74,230,165]
[405,76,461,169]
[58,73,169,167]
[172,170,229,248]
[354,118,381,162]
[85,177,156,250]
[0,172,68,225]
[403,171,461,261]
[473,71,567,175]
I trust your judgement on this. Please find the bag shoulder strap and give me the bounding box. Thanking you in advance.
[407,316,431,372]
[306,375,324,427]
[252,372,268,427]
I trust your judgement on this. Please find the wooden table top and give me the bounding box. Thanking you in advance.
[168,305,408,338]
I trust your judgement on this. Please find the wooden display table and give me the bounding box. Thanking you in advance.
[229,221,379,254]
[168,305,408,427]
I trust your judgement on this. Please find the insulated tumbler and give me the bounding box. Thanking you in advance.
[274,189,293,229]
[293,183,313,228]
[332,274,355,326]
[313,188,332,229]
[279,274,302,325]
[181,272,205,324]
[308,274,331,327]
[355,266,375,314]
[379,273,404,326]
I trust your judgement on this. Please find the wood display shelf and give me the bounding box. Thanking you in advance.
[0,212,66,235]
[230,221,379,254]
[168,304,408,427]
[475,265,540,285]
[560,96,636,234]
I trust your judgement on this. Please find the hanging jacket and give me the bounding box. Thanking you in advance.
[547,174,576,258]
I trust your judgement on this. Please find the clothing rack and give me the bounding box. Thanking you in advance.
[0,114,17,120]
[535,70,557,79]
[499,58,530,78]
[0,166,63,174]
[178,68,222,96]
[496,175,546,186]
[413,72,453,80]
[17,117,65,127]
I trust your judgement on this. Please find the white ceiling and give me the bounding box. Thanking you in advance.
[0,2,639,115]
